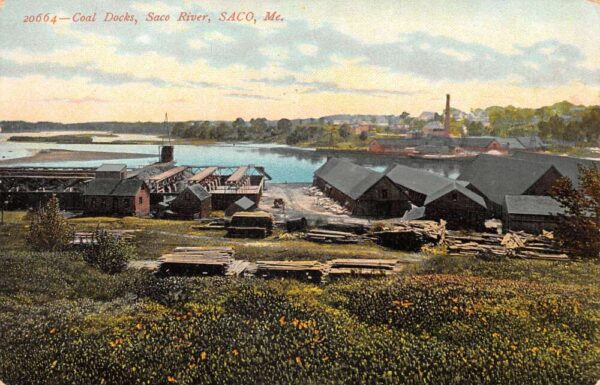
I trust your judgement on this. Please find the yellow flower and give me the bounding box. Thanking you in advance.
[201,351,207,361]
[295,356,302,366]
[279,316,286,326]
[167,375,177,383]
[232,349,239,356]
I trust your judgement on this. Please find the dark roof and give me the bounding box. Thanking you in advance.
[511,151,600,188]
[504,195,565,216]
[458,154,555,206]
[424,182,487,208]
[491,137,525,150]
[83,179,145,196]
[516,136,545,149]
[96,164,127,172]
[186,184,211,200]
[386,164,456,196]
[232,196,255,210]
[454,137,497,148]
[314,158,385,200]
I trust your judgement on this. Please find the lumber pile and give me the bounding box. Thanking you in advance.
[327,258,403,279]
[227,211,274,238]
[70,229,138,246]
[375,220,445,251]
[255,260,324,282]
[306,186,352,215]
[226,260,252,277]
[444,231,569,261]
[305,229,360,244]
[158,247,235,276]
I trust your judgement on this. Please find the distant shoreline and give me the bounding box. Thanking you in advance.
[0,149,156,165]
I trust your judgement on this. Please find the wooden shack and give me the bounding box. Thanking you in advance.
[82,179,150,216]
[313,158,411,218]
[225,196,256,216]
[168,184,211,219]
[423,182,488,230]
[503,195,564,234]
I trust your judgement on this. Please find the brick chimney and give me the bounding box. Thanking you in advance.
[444,94,451,135]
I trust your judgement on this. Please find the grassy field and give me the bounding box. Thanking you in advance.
[1,211,598,384]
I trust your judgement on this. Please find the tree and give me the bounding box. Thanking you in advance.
[276,118,292,136]
[84,230,137,274]
[359,131,369,141]
[233,118,246,140]
[27,195,73,251]
[550,165,600,259]
[338,124,351,139]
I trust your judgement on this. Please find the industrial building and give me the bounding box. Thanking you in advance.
[313,158,412,218]
[503,195,564,234]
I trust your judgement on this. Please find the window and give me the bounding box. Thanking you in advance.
[451,192,458,202]
[123,198,129,207]
[381,189,388,199]
[139,196,143,205]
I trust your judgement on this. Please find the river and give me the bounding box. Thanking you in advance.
[0,132,470,182]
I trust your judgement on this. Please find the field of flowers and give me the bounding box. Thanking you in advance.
[0,249,598,385]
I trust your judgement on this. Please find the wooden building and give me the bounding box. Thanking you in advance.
[169,184,211,219]
[386,164,466,206]
[511,151,600,188]
[83,179,150,216]
[458,154,564,217]
[503,195,564,234]
[225,196,256,216]
[313,158,411,218]
[423,182,488,230]
[95,164,127,179]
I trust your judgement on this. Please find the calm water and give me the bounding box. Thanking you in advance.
[0,133,468,182]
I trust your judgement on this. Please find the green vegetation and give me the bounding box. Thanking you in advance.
[26,196,72,251]
[84,231,137,274]
[7,134,101,144]
[0,210,598,384]
[0,247,598,384]
[550,165,600,258]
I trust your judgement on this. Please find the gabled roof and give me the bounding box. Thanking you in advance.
[401,206,426,220]
[511,152,600,188]
[96,164,127,172]
[232,196,256,210]
[504,195,564,216]
[184,184,211,200]
[83,179,145,196]
[386,164,456,196]
[314,158,385,200]
[516,136,545,149]
[458,154,556,206]
[424,182,487,208]
[491,137,525,150]
[455,137,497,148]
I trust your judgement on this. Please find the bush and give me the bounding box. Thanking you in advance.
[26,195,72,251]
[84,231,136,274]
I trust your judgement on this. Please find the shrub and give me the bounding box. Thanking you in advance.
[84,231,136,274]
[26,195,72,251]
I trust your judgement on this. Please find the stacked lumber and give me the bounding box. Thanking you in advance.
[255,260,324,282]
[444,231,568,261]
[158,247,235,276]
[226,260,251,277]
[70,229,138,245]
[305,229,359,244]
[375,220,445,251]
[327,258,403,279]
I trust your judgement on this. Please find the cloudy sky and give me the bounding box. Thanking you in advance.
[0,0,599,122]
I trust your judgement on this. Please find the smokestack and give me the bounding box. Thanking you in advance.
[444,94,451,134]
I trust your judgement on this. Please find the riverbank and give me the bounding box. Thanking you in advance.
[0,149,156,165]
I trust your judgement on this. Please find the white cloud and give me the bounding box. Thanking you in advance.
[188,38,207,50]
[259,46,289,61]
[440,48,473,62]
[135,34,153,45]
[298,44,319,56]
[204,31,234,43]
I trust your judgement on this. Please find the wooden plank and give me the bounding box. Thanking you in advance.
[149,166,187,181]
[226,166,248,184]
[189,167,218,182]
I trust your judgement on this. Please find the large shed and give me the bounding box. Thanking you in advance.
[511,152,600,188]
[169,184,212,219]
[83,179,150,216]
[503,195,565,234]
[386,164,466,206]
[423,182,488,230]
[458,154,563,217]
[225,196,256,217]
[313,158,411,218]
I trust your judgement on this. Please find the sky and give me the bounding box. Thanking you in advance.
[0,0,599,123]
